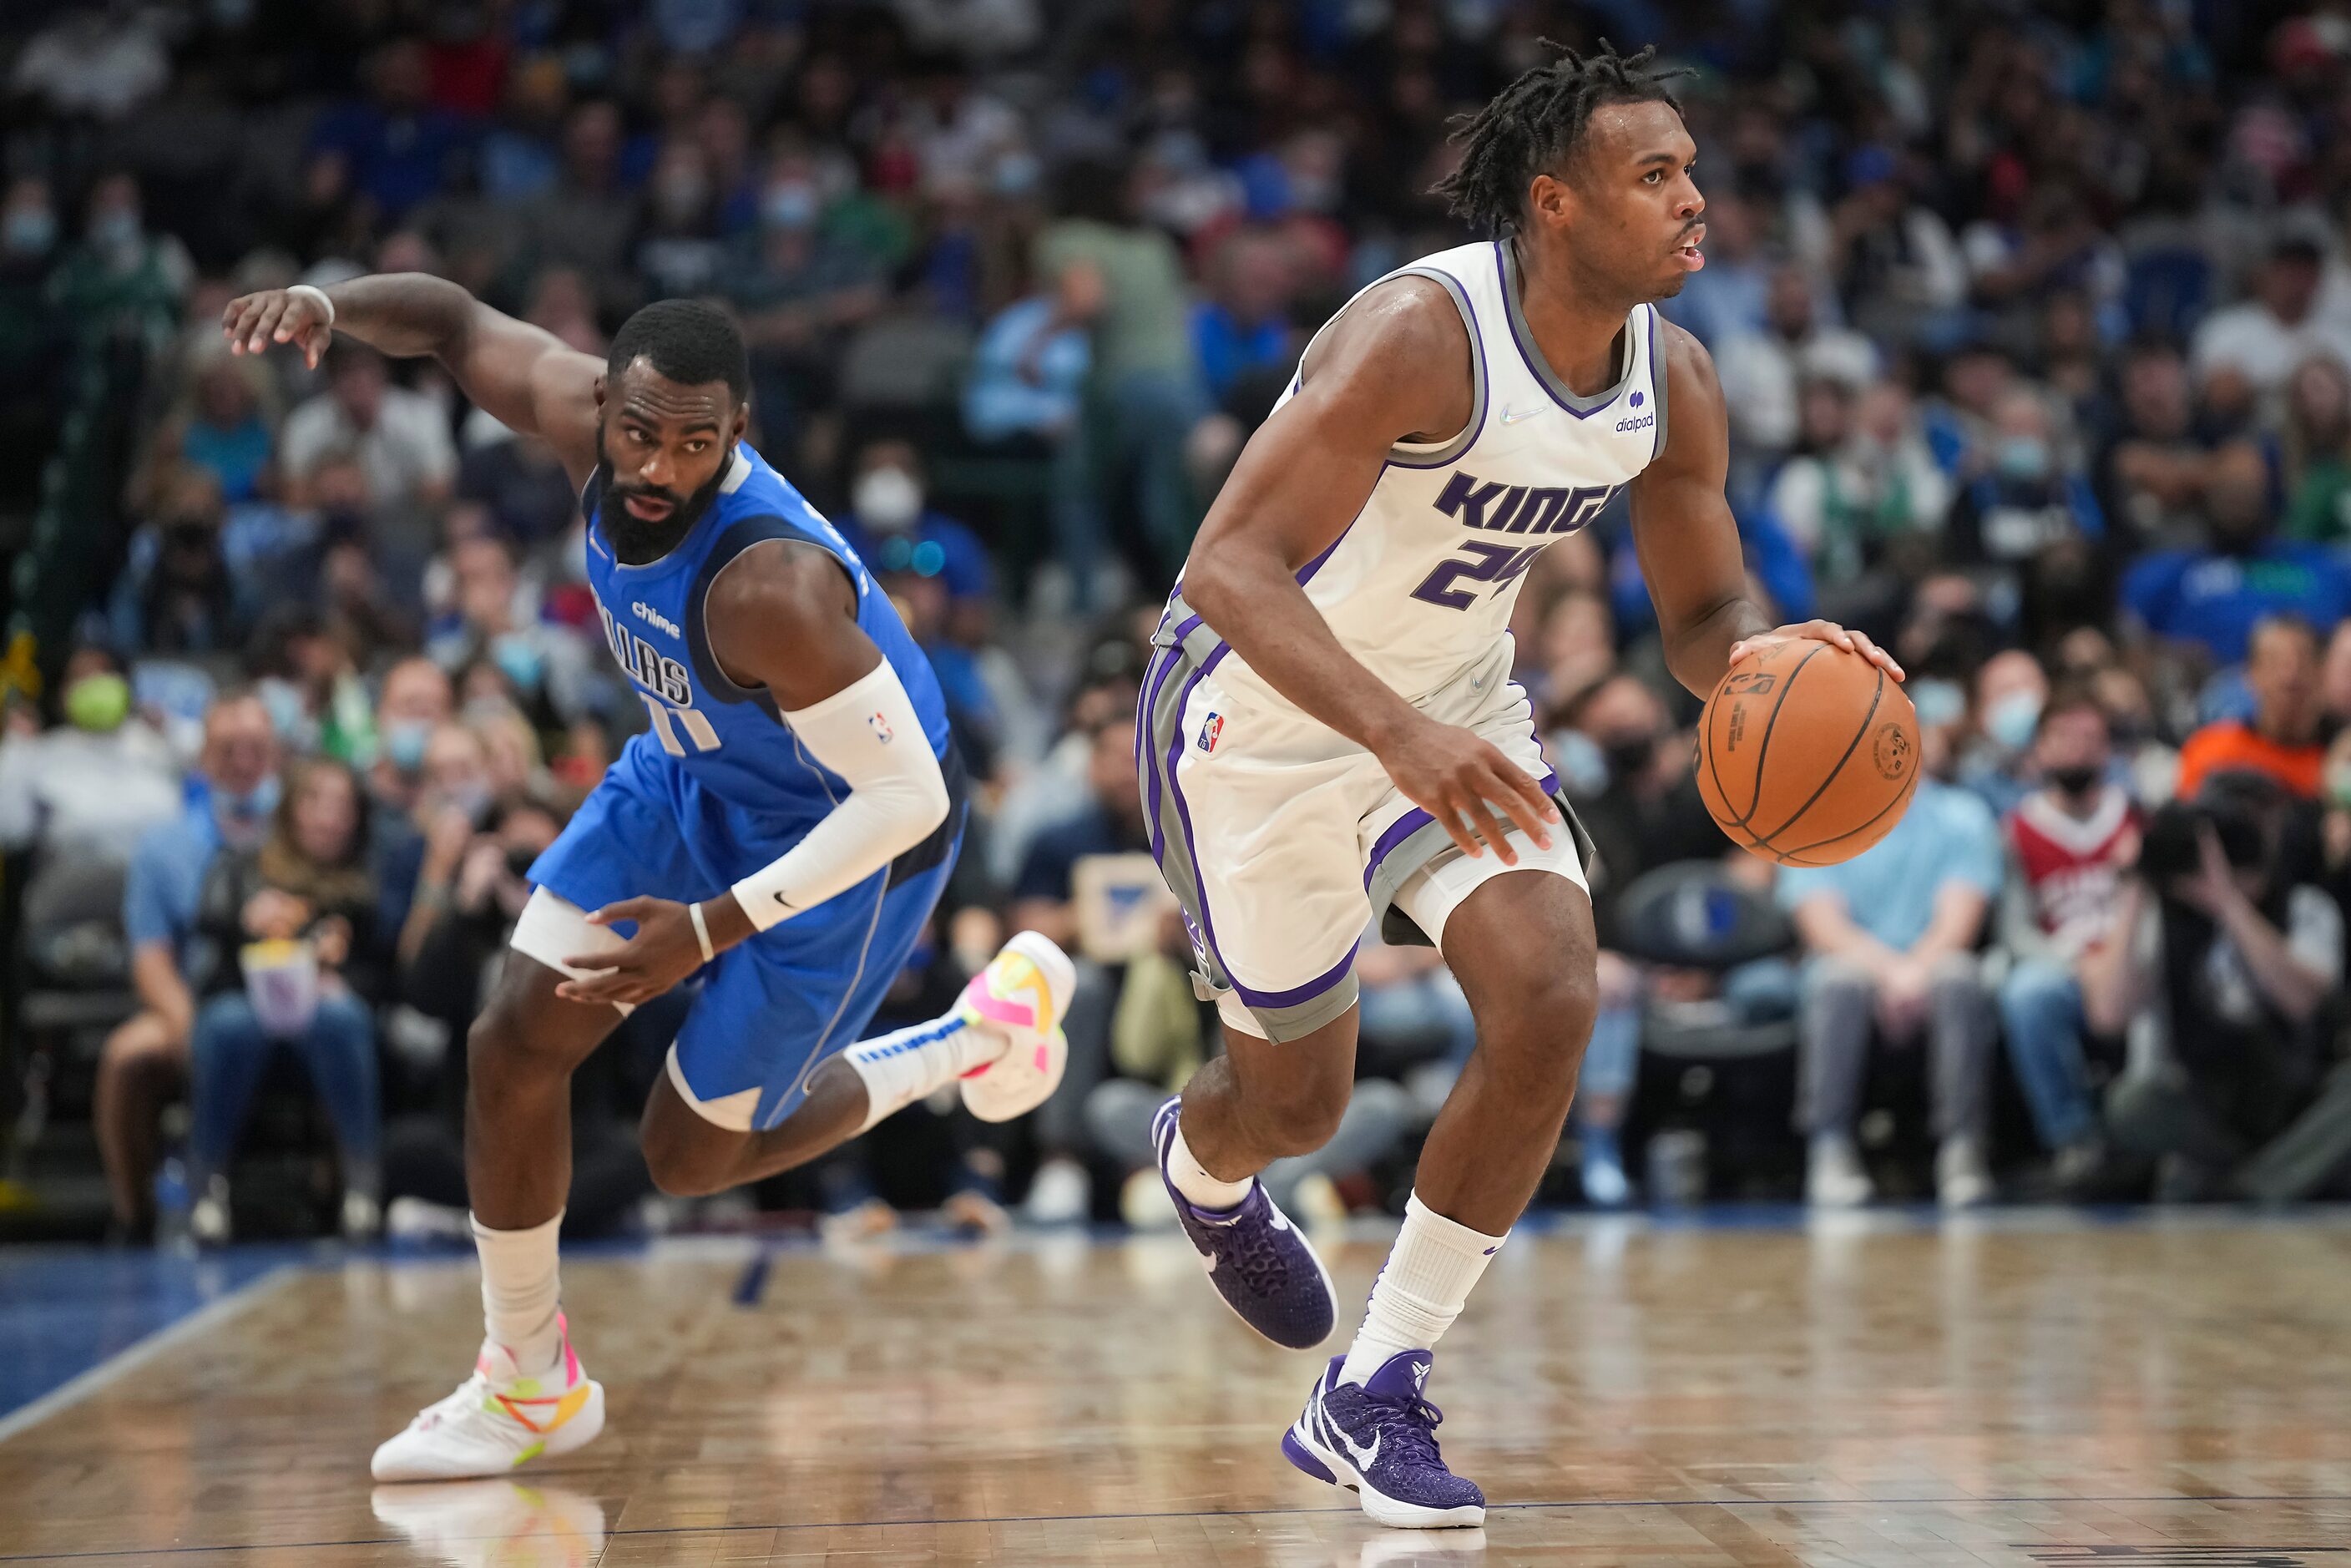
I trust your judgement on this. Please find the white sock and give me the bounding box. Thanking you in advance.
[1165,1120,1253,1211]
[473,1209,564,1377]
[1337,1191,1506,1387]
[842,1013,1005,1134]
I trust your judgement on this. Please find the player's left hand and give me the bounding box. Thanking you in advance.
[1727,620,1904,681]
[558,896,712,1007]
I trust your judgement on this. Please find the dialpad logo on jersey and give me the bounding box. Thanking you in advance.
[1196,712,1224,753]
[1615,387,1653,435]
[595,600,692,705]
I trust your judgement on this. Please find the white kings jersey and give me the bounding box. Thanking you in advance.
[1161,239,1671,713]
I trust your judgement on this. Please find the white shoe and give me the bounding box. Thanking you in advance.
[1937,1135,1992,1210]
[819,1196,898,1246]
[386,1196,474,1242]
[956,931,1077,1122]
[1806,1134,1873,1208]
[1024,1156,1090,1223]
[372,1479,608,1568]
[372,1315,605,1482]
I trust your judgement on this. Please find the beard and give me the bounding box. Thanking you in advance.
[595,437,730,564]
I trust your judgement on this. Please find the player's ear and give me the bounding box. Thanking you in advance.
[1526,171,1573,233]
[592,373,607,413]
[731,401,749,443]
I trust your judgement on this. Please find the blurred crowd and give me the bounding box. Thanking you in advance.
[3,0,2350,1245]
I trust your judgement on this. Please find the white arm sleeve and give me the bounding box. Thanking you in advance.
[729,659,951,932]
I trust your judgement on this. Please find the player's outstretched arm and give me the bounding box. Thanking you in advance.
[554,542,950,1005]
[1180,279,1557,865]
[1630,321,1902,698]
[222,274,603,483]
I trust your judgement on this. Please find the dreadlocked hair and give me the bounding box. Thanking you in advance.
[1433,40,1691,238]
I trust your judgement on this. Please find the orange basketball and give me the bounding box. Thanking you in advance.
[1694,640,1920,867]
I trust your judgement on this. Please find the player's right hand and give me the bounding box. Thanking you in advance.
[1374,713,1558,866]
[222,287,332,369]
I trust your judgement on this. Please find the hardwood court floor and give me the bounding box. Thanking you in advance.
[4,1211,2351,1565]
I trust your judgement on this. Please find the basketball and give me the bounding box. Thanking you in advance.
[1695,640,1920,867]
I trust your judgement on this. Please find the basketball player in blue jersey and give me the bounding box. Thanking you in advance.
[1139,45,1905,1526]
[221,283,1077,1481]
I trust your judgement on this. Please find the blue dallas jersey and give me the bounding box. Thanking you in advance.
[581,442,955,829]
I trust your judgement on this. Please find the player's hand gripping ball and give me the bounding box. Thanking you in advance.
[1697,625,1918,867]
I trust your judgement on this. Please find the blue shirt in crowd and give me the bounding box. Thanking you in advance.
[2121,540,2351,664]
[1190,301,1290,401]
[835,510,993,606]
[1776,778,2004,951]
[963,297,1090,445]
[123,802,223,961]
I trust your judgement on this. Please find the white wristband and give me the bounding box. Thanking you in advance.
[688,900,715,963]
[287,283,336,328]
[729,660,951,933]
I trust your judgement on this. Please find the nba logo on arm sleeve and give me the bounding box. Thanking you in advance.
[868,711,894,744]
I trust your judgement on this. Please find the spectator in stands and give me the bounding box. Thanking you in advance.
[458,427,579,547]
[837,437,994,646]
[0,643,183,867]
[278,341,457,524]
[2122,444,2351,665]
[424,534,599,730]
[1945,387,2105,569]
[306,38,474,225]
[2280,355,2351,544]
[1711,266,1878,463]
[2096,339,2223,549]
[1191,227,1298,403]
[2176,615,2328,802]
[112,466,247,657]
[1958,649,2050,819]
[1035,157,1206,594]
[187,756,386,1243]
[719,137,887,433]
[1781,717,2004,1209]
[964,279,1091,448]
[97,690,280,1240]
[631,139,729,301]
[50,172,190,349]
[2091,798,2344,1198]
[2190,235,2351,397]
[520,100,640,314]
[1998,688,2141,1189]
[156,343,277,506]
[1765,377,1952,623]
[367,657,453,814]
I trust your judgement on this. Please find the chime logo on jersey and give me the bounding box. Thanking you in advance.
[1197,712,1225,753]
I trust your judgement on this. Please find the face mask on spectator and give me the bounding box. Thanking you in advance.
[762,182,819,231]
[1910,678,1965,729]
[215,774,281,833]
[1985,690,2043,753]
[90,208,141,257]
[2046,762,2100,797]
[490,631,545,692]
[1552,729,1609,797]
[1996,436,2050,483]
[382,719,432,775]
[4,208,54,257]
[63,672,130,733]
[853,467,923,532]
[256,677,310,742]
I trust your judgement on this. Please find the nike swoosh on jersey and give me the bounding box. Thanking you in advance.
[1500,405,1544,425]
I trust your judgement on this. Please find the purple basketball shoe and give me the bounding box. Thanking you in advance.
[1282,1351,1485,1528]
[1150,1095,1336,1350]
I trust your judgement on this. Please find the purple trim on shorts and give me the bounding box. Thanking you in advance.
[1234,940,1361,1009]
[1139,644,1181,862]
[1359,767,1564,892]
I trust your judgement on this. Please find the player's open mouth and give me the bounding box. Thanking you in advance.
[623,493,675,521]
[1675,226,1706,271]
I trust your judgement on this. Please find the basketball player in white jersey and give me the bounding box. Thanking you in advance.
[1139,44,1904,1527]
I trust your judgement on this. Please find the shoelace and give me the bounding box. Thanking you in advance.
[1355,1391,1449,1469]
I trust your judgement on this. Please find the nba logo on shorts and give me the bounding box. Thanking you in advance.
[1196,712,1224,753]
